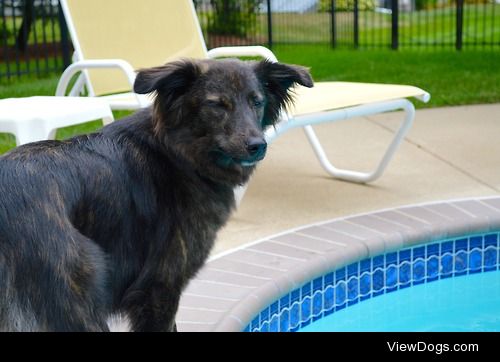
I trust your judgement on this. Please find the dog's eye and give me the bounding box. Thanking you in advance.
[252,97,264,108]
[205,98,229,109]
[206,100,222,107]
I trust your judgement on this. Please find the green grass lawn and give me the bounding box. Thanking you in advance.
[256,5,500,48]
[0,56,65,79]
[0,47,499,153]
[274,46,500,108]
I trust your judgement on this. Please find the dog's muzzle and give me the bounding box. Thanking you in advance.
[244,137,267,166]
[213,139,267,168]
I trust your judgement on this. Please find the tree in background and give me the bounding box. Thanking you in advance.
[207,0,263,38]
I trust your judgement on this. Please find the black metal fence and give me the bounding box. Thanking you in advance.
[0,0,71,80]
[196,0,500,50]
[1,0,499,81]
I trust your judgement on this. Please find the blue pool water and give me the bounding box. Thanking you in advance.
[300,270,500,332]
[245,234,500,332]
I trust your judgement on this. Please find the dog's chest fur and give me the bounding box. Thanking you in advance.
[164,169,234,278]
[91,117,236,304]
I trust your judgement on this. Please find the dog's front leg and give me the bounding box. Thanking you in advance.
[122,282,182,332]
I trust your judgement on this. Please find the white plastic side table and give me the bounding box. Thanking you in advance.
[0,96,114,145]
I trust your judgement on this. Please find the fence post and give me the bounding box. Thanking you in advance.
[330,0,336,48]
[391,0,399,50]
[353,0,359,48]
[456,0,464,50]
[266,0,273,49]
[58,1,71,68]
[16,0,35,51]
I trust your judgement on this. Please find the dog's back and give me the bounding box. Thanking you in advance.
[0,136,127,331]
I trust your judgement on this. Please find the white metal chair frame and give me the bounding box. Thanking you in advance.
[55,0,429,197]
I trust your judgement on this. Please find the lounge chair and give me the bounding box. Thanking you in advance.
[55,0,430,191]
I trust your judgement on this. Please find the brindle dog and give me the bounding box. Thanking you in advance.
[0,58,313,331]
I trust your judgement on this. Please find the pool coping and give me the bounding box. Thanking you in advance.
[176,195,500,332]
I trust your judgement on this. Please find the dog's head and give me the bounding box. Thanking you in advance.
[134,58,313,186]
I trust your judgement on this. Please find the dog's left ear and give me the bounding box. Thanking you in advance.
[134,60,206,131]
[134,59,203,95]
[254,60,313,127]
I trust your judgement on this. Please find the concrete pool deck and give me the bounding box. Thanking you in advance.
[176,103,500,332]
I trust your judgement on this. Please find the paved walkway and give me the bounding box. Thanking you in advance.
[212,103,500,256]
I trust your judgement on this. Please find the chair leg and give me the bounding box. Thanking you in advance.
[47,129,58,140]
[235,99,416,206]
[102,113,115,126]
[14,127,48,146]
[68,73,87,97]
[302,100,416,183]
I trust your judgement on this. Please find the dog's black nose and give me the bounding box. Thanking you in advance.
[246,137,267,157]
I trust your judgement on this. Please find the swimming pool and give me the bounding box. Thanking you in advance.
[245,233,500,332]
[176,197,500,332]
[301,265,500,332]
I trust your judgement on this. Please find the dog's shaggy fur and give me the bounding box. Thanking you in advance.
[0,58,312,331]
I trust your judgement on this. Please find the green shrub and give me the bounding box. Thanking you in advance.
[415,0,438,10]
[1,27,13,41]
[206,0,263,37]
[319,0,376,12]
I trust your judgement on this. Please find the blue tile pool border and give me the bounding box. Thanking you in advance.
[245,232,499,332]
[176,197,500,332]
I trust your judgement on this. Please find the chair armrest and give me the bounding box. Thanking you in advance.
[416,92,431,103]
[207,45,278,63]
[55,59,137,97]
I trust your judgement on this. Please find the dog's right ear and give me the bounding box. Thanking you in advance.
[134,59,202,96]
[254,60,313,128]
